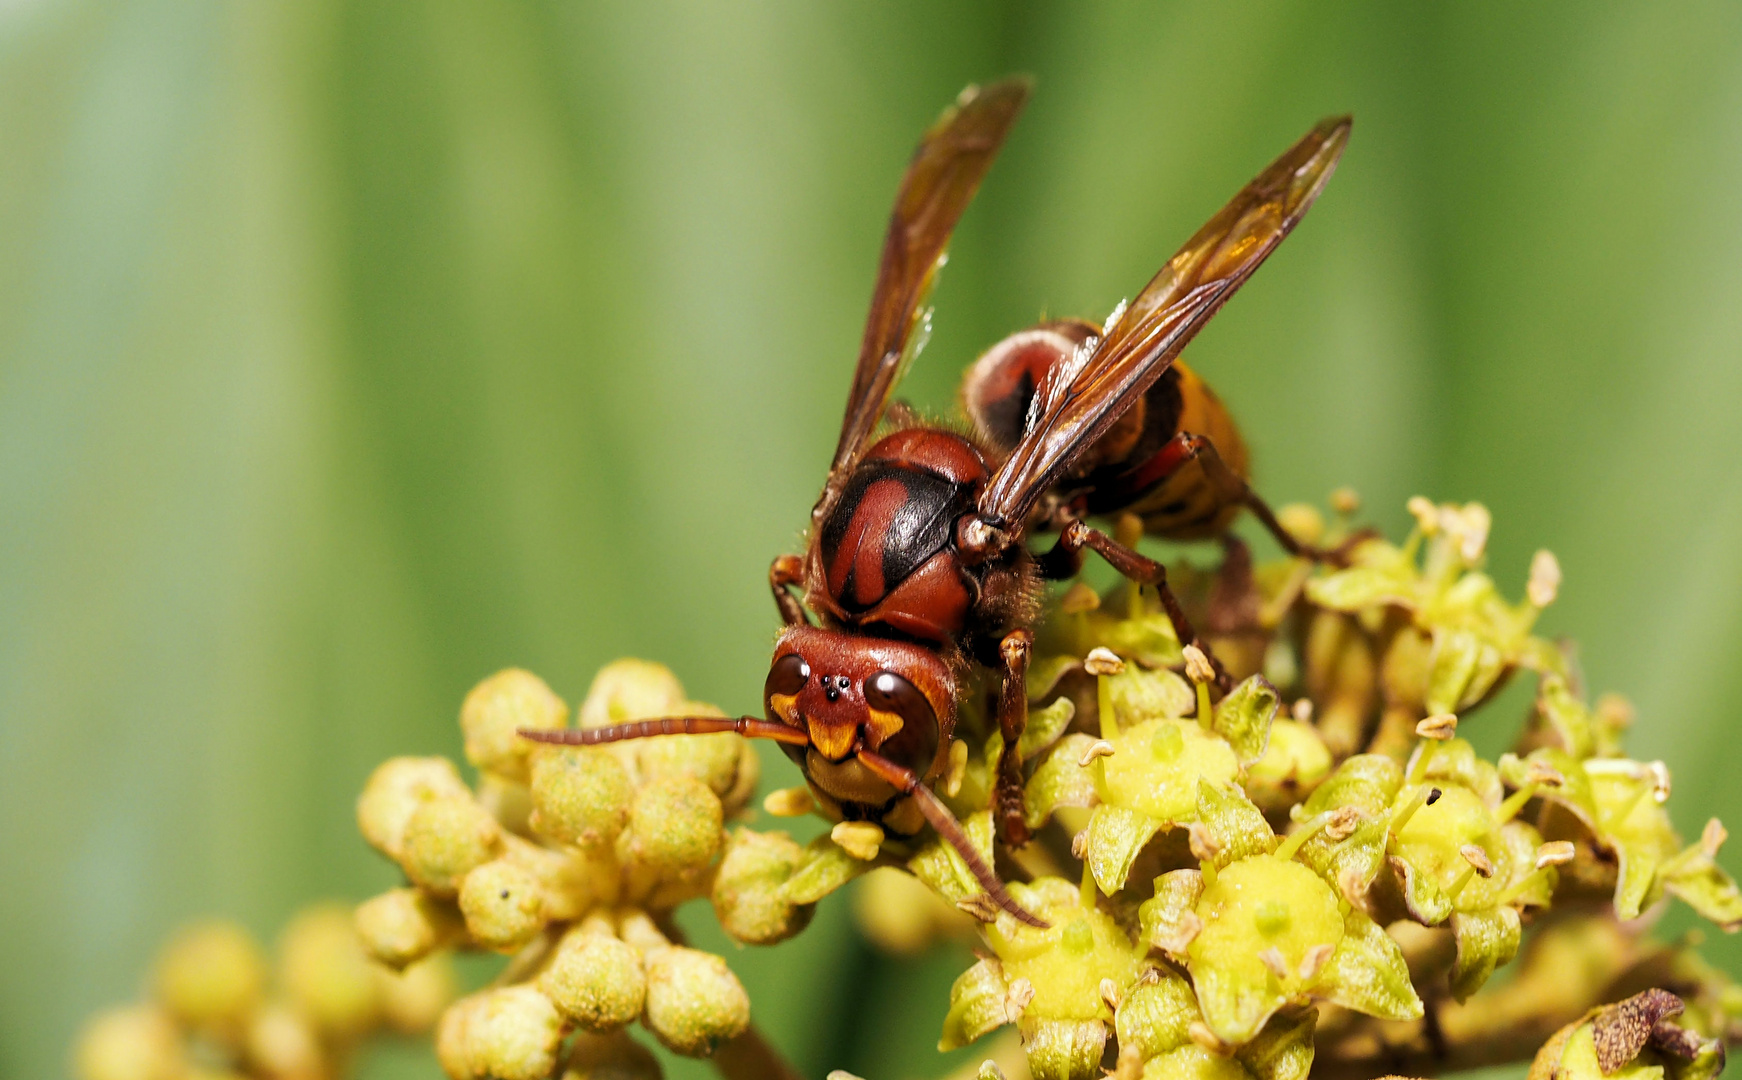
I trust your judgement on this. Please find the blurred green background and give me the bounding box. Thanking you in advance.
[5,1,1742,1077]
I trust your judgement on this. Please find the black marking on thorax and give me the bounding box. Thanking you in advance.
[819,462,973,613]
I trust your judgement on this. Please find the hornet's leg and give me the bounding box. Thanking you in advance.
[1038,520,1233,693]
[993,629,1034,849]
[855,748,1048,928]
[521,715,811,747]
[769,554,810,627]
[1150,431,1353,562]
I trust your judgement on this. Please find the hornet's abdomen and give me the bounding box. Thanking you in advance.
[962,318,1250,540]
[811,430,987,644]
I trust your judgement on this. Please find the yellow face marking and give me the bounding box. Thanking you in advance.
[769,692,799,725]
[865,707,905,747]
[807,718,857,761]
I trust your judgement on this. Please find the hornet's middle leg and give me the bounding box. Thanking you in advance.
[1038,521,1233,692]
[992,629,1033,848]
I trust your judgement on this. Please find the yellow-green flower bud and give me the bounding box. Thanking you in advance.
[712,827,811,945]
[1113,970,1198,1062]
[436,993,484,1078]
[243,1002,323,1080]
[855,865,972,956]
[1019,1018,1107,1080]
[579,659,688,729]
[437,987,564,1080]
[530,747,633,849]
[477,774,535,835]
[73,1005,186,1080]
[278,904,383,1038]
[357,757,472,859]
[355,887,463,969]
[151,921,266,1032]
[539,925,647,1032]
[641,947,750,1056]
[1142,1044,1255,1080]
[380,955,459,1034]
[635,717,742,797]
[461,669,569,783]
[458,857,546,952]
[500,833,608,922]
[625,776,723,874]
[939,957,1011,1051]
[401,796,503,896]
[1245,719,1332,812]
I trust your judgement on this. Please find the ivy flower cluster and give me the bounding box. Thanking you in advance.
[69,493,1742,1080]
[73,907,453,1080]
[915,498,1742,1080]
[352,662,840,1080]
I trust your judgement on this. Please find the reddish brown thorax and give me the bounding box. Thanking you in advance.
[762,625,956,782]
[808,429,989,644]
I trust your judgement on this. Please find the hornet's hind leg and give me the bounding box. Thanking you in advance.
[1147,431,1362,564]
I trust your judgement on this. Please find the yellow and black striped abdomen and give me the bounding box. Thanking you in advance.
[961,321,1251,541]
[1081,361,1250,540]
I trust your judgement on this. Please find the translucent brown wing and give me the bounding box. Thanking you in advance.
[818,78,1031,517]
[977,116,1352,531]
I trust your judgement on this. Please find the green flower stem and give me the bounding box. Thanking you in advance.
[710,1023,806,1080]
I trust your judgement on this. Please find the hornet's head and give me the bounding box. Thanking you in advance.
[761,625,955,780]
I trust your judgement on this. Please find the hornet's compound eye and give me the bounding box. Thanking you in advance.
[863,670,940,772]
[764,652,810,701]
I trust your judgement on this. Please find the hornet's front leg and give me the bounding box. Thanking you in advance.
[769,554,810,627]
[993,629,1033,848]
[855,748,1047,928]
[1038,520,1233,692]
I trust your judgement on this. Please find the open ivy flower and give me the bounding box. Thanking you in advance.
[940,876,1144,1080]
[1490,672,1742,929]
[1304,498,1565,716]
[1136,779,1420,1046]
[1023,640,1281,895]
